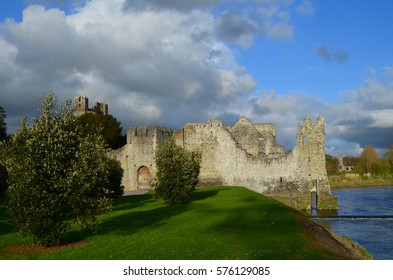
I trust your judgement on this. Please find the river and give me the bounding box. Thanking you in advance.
[312,186,393,260]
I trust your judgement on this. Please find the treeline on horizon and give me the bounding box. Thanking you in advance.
[326,145,393,176]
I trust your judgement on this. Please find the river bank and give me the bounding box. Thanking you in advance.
[0,186,369,259]
[314,186,393,259]
[329,174,393,189]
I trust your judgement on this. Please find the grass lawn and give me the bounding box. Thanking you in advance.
[0,186,358,260]
[329,174,393,189]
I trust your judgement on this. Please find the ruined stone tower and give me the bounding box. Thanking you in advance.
[292,116,329,192]
[337,152,355,172]
[74,96,108,116]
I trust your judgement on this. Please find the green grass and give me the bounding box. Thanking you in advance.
[1,186,345,260]
[329,174,393,189]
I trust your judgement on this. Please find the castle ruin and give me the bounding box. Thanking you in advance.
[338,152,355,172]
[74,96,108,116]
[109,115,330,195]
[75,96,334,209]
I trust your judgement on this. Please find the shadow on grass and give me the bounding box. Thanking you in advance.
[111,193,155,212]
[65,188,221,242]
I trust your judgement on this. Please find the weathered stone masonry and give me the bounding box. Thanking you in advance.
[173,115,330,195]
[109,126,173,190]
[109,115,330,197]
[75,96,334,209]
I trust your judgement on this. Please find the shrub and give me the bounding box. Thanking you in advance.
[153,138,201,205]
[107,158,124,199]
[373,160,390,176]
[0,163,8,197]
[2,93,114,246]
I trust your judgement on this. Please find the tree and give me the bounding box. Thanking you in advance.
[360,145,379,174]
[75,113,125,149]
[153,138,201,205]
[2,93,114,247]
[0,106,6,141]
[0,163,8,197]
[384,143,393,173]
[107,158,124,199]
[325,154,338,174]
[373,160,391,175]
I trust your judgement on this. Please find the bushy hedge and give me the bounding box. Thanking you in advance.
[2,93,118,246]
[153,138,201,205]
[0,163,8,197]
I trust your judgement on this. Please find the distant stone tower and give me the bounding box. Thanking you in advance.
[74,96,89,116]
[338,152,344,172]
[74,96,108,116]
[337,152,354,172]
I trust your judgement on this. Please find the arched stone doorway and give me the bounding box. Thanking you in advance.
[137,166,151,189]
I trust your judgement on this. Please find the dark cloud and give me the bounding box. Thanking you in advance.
[216,11,260,47]
[2,0,391,157]
[324,69,393,151]
[0,1,256,134]
[334,126,393,151]
[123,0,222,11]
[335,115,375,127]
[315,44,350,64]
[315,45,331,61]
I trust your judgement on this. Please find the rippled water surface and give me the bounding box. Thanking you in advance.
[314,186,393,260]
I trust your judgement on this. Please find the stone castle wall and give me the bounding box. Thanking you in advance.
[110,114,330,196]
[109,126,173,190]
[73,95,330,197]
[173,116,330,194]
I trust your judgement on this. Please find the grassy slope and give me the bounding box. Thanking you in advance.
[0,186,361,260]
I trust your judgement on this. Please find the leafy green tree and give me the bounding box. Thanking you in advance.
[2,93,113,246]
[0,106,6,141]
[373,160,391,175]
[75,113,125,149]
[354,163,364,174]
[0,163,8,197]
[384,143,393,173]
[153,138,201,205]
[325,154,338,174]
[360,145,379,174]
[107,158,124,199]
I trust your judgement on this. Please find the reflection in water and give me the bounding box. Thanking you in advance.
[311,186,393,260]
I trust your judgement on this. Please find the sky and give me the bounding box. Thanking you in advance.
[1,0,393,157]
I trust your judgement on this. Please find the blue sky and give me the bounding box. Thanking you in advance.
[1,0,393,157]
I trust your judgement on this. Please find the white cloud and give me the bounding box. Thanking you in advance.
[296,0,315,17]
[2,0,391,157]
[2,0,315,134]
[244,66,393,153]
[256,0,295,40]
[0,0,257,132]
